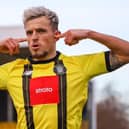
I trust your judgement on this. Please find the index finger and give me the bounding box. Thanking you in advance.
[55,33,65,39]
[14,38,28,43]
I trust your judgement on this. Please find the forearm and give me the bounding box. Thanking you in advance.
[88,30,129,56]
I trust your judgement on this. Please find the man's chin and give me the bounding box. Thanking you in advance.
[31,52,48,59]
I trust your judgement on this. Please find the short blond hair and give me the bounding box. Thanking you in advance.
[23,6,59,31]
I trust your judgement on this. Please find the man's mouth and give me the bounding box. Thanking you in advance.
[32,44,40,50]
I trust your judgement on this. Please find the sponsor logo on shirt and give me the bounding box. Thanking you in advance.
[30,75,59,105]
[35,87,53,93]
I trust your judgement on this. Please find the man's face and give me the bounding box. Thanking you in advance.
[25,16,58,60]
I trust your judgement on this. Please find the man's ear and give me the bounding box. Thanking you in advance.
[54,31,61,41]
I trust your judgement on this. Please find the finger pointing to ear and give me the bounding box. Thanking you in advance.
[14,38,27,43]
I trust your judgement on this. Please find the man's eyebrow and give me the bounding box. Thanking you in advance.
[36,28,47,31]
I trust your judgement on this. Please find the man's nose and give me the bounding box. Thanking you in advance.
[32,31,38,40]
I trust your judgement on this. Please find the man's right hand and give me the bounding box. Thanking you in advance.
[55,29,90,46]
[0,38,27,55]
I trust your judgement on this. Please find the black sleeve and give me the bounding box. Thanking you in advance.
[104,51,113,72]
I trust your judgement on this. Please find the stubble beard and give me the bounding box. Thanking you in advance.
[31,51,48,60]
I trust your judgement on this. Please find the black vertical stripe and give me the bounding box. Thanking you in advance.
[54,60,67,129]
[22,64,35,129]
[59,74,67,129]
[105,51,112,72]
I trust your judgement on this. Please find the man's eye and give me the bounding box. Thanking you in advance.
[26,31,33,35]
